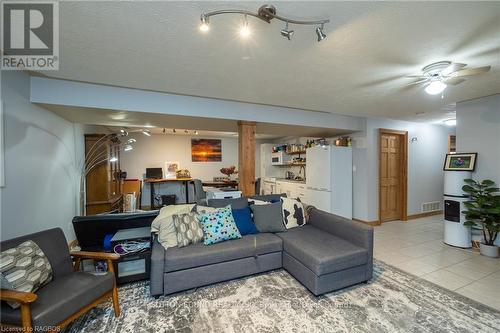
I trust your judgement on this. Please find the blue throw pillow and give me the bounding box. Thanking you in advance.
[232,207,259,235]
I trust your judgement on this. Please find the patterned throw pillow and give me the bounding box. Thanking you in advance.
[198,206,242,245]
[0,240,53,308]
[151,204,196,249]
[281,197,306,229]
[173,212,205,248]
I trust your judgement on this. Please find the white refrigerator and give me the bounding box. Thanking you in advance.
[306,146,353,219]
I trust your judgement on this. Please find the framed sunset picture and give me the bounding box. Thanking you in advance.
[191,139,222,162]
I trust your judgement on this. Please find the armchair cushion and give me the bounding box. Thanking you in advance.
[1,271,114,327]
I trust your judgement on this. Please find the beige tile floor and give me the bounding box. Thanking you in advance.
[373,214,500,311]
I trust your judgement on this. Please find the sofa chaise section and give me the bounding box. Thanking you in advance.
[278,209,373,295]
[150,233,283,296]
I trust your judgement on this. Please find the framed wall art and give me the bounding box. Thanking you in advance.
[191,139,222,162]
[443,153,477,171]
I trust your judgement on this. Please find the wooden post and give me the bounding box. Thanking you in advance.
[238,121,256,196]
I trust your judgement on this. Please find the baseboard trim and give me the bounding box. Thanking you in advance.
[407,210,443,220]
[353,218,380,226]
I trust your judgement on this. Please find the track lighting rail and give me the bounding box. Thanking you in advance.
[200,4,329,41]
[202,5,330,26]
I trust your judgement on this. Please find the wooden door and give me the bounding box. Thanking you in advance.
[379,130,407,222]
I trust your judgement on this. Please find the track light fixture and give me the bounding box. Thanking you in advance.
[173,129,176,133]
[142,129,151,136]
[200,4,329,42]
[315,24,326,42]
[240,15,250,38]
[280,22,294,40]
[199,14,209,32]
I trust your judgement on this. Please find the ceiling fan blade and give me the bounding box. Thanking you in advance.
[406,78,429,86]
[406,75,427,78]
[441,63,466,76]
[452,66,491,77]
[444,77,466,85]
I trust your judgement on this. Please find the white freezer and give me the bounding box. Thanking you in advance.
[305,145,352,219]
[305,189,332,212]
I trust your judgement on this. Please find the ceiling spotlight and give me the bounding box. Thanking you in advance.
[194,130,199,135]
[142,129,151,136]
[443,119,457,127]
[119,129,129,136]
[124,145,133,152]
[240,15,250,38]
[162,128,166,134]
[315,24,326,42]
[425,80,447,95]
[173,129,176,133]
[127,138,137,144]
[184,129,189,134]
[109,156,118,162]
[280,22,294,40]
[199,14,209,32]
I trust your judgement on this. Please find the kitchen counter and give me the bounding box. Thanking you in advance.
[276,178,306,184]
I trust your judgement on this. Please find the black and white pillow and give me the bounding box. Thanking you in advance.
[281,197,306,229]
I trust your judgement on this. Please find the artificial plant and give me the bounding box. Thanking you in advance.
[462,179,500,246]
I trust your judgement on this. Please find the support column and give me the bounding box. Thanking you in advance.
[238,121,256,196]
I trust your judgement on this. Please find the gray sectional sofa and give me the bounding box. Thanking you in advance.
[150,195,373,297]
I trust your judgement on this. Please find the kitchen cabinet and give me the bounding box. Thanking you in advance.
[276,180,309,204]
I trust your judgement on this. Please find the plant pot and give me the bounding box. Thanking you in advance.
[479,243,499,258]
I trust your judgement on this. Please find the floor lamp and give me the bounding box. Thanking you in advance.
[80,129,150,215]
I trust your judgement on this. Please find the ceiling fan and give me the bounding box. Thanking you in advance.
[406,61,491,95]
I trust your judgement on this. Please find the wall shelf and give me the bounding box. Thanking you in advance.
[286,150,307,155]
[275,162,306,167]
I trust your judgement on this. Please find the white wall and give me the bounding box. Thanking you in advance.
[456,94,500,183]
[352,118,454,221]
[119,133,266,206]
[30,77,365,132]
[1,71,82,241]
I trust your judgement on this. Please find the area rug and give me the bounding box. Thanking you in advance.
[64,260,500,333]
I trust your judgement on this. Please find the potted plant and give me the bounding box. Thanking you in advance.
[462,179,500,258]
[220,166,238,181]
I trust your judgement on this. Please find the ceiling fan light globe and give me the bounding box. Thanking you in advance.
[425,80,447,95]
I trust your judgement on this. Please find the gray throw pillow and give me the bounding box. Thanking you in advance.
[207,197,249,209]
[173,212,205,247]
[0,240,53,308]
[250,202,287,233]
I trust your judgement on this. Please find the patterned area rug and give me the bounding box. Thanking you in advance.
[64,260,500,333]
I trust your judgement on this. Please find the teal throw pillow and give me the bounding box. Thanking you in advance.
[198,205,242,245]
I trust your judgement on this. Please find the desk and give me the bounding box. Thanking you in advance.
[202,181,238,189]
[144,178,192,209]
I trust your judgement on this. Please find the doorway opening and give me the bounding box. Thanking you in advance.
[378,129,408,223]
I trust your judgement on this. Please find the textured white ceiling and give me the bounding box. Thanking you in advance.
[41,1,500,122]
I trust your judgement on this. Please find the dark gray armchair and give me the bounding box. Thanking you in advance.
[192,179,207,204]
[0,228,120,332]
